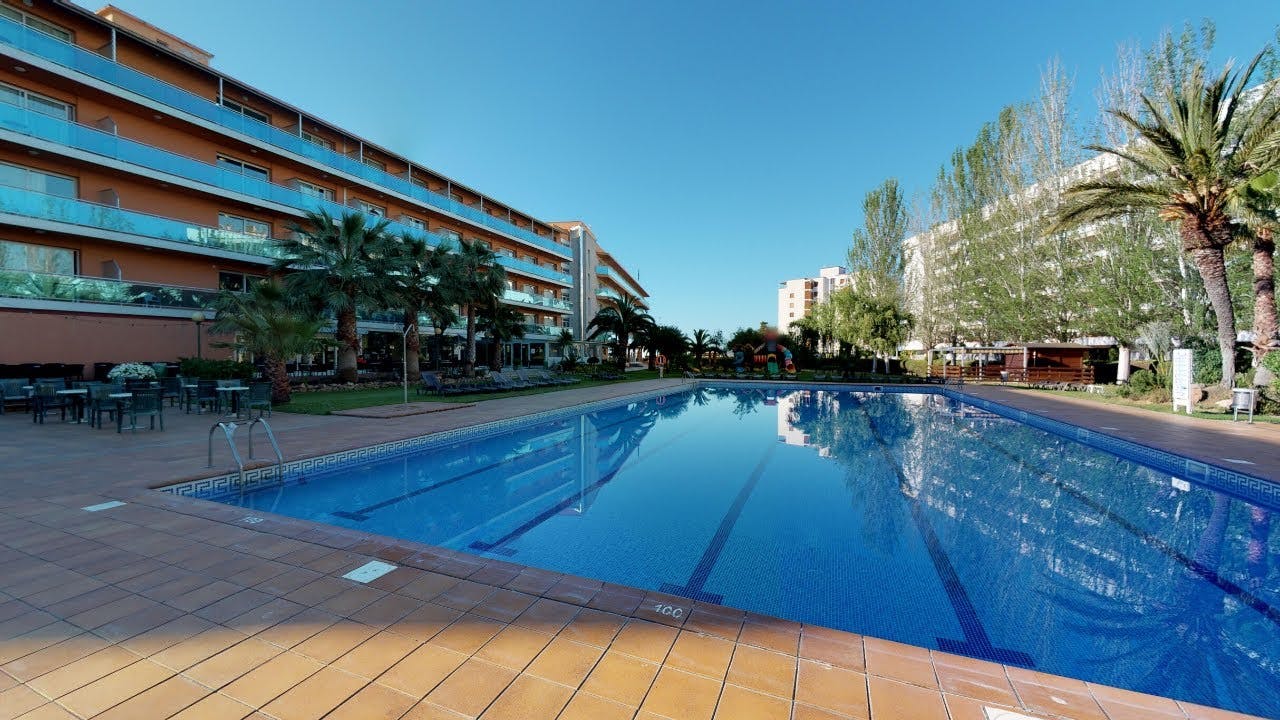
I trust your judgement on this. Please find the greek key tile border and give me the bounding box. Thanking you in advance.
[158,380,1278,511]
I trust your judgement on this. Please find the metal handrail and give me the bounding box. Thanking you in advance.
[208,420,245,488]
[247,416,284,480]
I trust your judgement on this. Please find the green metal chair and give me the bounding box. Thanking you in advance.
[31,383,71,424]
[246,382,272,417]
[120,389,164,433]
[88,384,124,429]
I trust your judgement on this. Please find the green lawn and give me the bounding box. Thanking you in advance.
[1026,387,1280,425]
[279,369,670,415]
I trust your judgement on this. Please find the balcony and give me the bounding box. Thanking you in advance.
[0,16,570,259]
[595,265,645,303]
[522,324,569,337]
[0,105,572,284]
[0,184,285,261]
[503,288,571,313]
[0,268,220,313]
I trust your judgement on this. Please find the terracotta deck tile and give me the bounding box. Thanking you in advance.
[333,631,421,679]
[1,631,108,681]
[714,683,792,720]
[350,592,424,627]
[1010,679,1109,720]
[640,666,722,720]
[943,693,1035,720]
[933,662,1020,706]
[149,626,247,672]
[559,608,627,648]
[504,569,562,596]
[513,598,579,634]
[219,651,325,708]
[401,701,471,719]
[524,636,605,688]
[260,666,368,720]
[0,621,81,667]
[683,608,744,641]
[0,685,46,719]
[398,572,462,603]
[6,702,78,720]
[317,584,387,617]
[91,674,207,720]
[385,602,464,643]
[117,614,215,656]
[471,588,538,623]
[283,576,352,605]
[739,619,801,655]
[868,675,951,719]
[864,645,937,689]
[588,589,646,616]
[251,606,339,649]
[580,650,660,707]
[91,603,186,644]
[425,658,518,717]
[434,580,496,612]
[430,614,506,655]
[557,691,637,720]
[367,566,423,593]
[376,643,469,698]
[665,630,735,680]
[325,682,419,720]
[1087,682,1189,720]
[1180,701,1263,720]
[192,588,274,624]
[166,580,246,613]
[21,577,105,607]
[24,645,138,697]
[166,692,256,720]
[474,624,555,670]
[725,645,797,700]
[798,633,864,673]
[797,659,869,719]
[466,563,522,589]
[292,619,380,663]
[183,637,283,689]
[56,658,174,718]
[474,674,572,719]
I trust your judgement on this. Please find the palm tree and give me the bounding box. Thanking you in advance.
[477,300,526,369]
[643,325,690,370]
[386,233,454,379]
[587,295,653,368]
[209,280,325,404]
[1057,54,1280,387]
[444,239,507,376]
[275,210,393,383]
[553,328,576,359]
[689,328,720,366]
[1237,171,1280,358]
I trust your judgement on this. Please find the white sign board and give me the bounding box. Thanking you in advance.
[1171,348,1193,415]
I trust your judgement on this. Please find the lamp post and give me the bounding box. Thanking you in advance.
[402,323,414,406]
[191,311,206,359]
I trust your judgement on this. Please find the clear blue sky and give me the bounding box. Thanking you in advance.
[80,1,1276,335]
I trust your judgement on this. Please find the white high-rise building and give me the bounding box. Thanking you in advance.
[777,266,854,335]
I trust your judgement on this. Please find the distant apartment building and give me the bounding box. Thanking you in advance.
[776,265,853,335]
[552,221,649,358]
[0,1,646,372]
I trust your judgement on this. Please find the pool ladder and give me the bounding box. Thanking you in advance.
[208,416,284,489]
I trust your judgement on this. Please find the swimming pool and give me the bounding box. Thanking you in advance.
[190,385,1280,717]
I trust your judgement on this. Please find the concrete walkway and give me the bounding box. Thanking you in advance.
[0,379,1266,720]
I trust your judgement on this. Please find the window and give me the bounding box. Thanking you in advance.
[218,212,270,238]
[0,239,75,274]
[0,6,72,41]
[216,155,269,183]
[362,156,386,171]
[523,255,539,266]
[294,180,334,202]
[522,283,535,294]
[789,312,795,318]
[400,216,424,231]
[0,161,76,197]
[543,289,554,298]
[544,315,556,326]
[474,239,491,250]
[438,229,461,244]
[301,130,334,150]
[0,81,73,120]
[501,248,515,258]
[218,271,264,293]
[351,199,385,217]
[219,98,269,124]
[523,313,535,324]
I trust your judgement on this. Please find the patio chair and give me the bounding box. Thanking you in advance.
[124,378,154,391]
[540,369,575,385]
[159,377,183,407]
[31,383,72,424]
[246,382,272,417]
[194,380,220,414]
[120,389,164,433]
[88,384,124,429]
[0,379,29,415]
[516,369,551,387]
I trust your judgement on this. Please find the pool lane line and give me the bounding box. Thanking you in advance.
[329,410,648,521]
[464,423,691,556]
[972,431,1280,628]
[658,443,779,605]
[853,396,1037,668]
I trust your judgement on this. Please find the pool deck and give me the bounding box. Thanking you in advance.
[0,379,1270,720]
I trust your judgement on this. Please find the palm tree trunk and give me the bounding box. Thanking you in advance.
[490,338,502,370]
[266,357,291,404]
[1252,229,1277,359]
[404,307,421,379]
[1189,246,1237,388]
[464,306,477,376]
[336,306,359,384]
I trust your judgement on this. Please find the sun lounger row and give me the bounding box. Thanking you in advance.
[417,369,581,397]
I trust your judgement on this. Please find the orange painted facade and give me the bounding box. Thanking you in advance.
[0,0,639,374]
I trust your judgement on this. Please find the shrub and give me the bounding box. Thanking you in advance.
[179,357,255,380]
[1128,369,1159,394]
[107,362,157,381]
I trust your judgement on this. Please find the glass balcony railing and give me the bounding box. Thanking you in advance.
[596,286,621,301]
[0,104,574,285]
[0,16,570,258]
[503,288,572,312]
[0,184,286,260]
[522,324,570,337]
[595,265,646,301]
[0,268,220,310]
[496,254,571,286]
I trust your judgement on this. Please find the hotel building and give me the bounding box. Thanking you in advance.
[776,265,853,335]
[0,1,646,372]
[552,220,649,358]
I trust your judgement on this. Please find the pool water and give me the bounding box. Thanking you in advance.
[200,387,1280,717]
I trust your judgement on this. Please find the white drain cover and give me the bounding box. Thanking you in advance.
[342,560,397,583]
[82,501,126,512]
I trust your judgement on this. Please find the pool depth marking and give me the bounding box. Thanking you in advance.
[855,395,1036,668]
[658,443,779,605]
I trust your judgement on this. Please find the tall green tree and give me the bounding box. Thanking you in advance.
[849,178,909,303]
[688,328,720,365]
[587,296,654,368]
[477,300,527,369]
[1057,54,1280,386]
[275,210,392,383]
[386,233,455,379]
[445,239,507,376]
[209,280,325,404]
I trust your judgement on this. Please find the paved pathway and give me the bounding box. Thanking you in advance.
[0,380,1265,720]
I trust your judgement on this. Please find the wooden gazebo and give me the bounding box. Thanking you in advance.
[926,343,1110,384]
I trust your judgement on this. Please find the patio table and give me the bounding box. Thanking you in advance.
[216,386,249,417]
[55,388,88,424]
